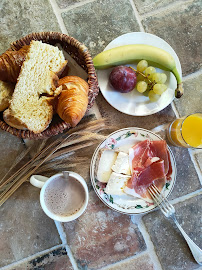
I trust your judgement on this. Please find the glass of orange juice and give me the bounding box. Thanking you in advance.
[167,113,202,148]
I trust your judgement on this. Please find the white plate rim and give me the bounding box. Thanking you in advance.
[96,32,182,116]
[90,127,177,215]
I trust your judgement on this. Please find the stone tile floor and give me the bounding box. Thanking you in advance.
[0,0,201,270]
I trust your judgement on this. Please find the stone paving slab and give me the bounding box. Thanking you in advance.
[0,130,25,180]
[142,194,202,270]
[141,0,202,76]
[96,93,176,130]
[61,0,140,57]
[0,0,61,54]
[167,146,201,200]
[101,253,154,270]
[133,0,181,15]
[13,247,74,270]
[63,191,146,270]
[174,74,202,117]
[0,182,61,268]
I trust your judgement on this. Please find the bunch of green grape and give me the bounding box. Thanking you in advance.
[135,60,168,102]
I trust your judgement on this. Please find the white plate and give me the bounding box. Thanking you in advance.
[96,32,182,116]
[90,128,176,215]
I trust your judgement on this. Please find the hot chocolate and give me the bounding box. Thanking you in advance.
[44,175,85,217]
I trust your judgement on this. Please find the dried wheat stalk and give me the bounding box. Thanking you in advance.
[36,156,87,175]
[0,133,78,200]
[0,119,105,190]
[0,119,107,206]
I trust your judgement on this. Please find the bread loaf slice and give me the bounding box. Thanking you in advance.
[3,41,67,133]
[0,80,15,111]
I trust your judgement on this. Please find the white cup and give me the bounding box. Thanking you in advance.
[30,171,89,222]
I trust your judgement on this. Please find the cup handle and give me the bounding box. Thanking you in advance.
[30,175,49,189]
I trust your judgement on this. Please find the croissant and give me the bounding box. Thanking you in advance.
[0,45,29,83]
[56,76,89,127]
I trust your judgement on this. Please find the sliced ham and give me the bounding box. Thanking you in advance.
[133,177,166,201]
[136,160,165,187]
[166,150,172,180]
[127,159,165,188]
[149,140,169,175]
[129,139,151,170]
[125,139,172,201]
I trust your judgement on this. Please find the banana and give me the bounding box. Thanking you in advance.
[93,44,183,98]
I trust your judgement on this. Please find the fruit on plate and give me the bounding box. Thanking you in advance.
[137,59,148,72]
[131,60,168,102]
[148,90,161,102]
[136,81,147,93]
[109,65,136,93]
[93,44,183,98]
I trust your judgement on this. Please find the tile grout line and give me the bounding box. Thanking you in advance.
[48,0,69,34]
[55,0,97,12]
[54,221,68,244]
[140,188,202,218]
[182,69,202,82]
[65,244,79,270]
[54,221,79,270]
[129,0,145,32]
[99,250,150,270]
[138,188,202,218]
[151,123,169,133]
[132,217,163,270]
[171,101,180,118]
[188,149,202,185]
[190,148,202,154]
[0,244,64,270]
[140,0,192,20]
[169,188,202,205]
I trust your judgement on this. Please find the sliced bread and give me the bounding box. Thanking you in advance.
[3,41,67,133]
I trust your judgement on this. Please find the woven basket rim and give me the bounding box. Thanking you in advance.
[0,31,99,139]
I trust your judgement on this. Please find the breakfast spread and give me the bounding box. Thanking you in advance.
[96,139,172,202]
[0,40,89,133]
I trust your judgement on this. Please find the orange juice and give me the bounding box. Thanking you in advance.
[181,114,202,147]
[167,113,202,148]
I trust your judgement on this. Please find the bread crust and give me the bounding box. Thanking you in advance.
[0,45,29,83]
[56,76,89,127]
[0,81,15,111]
[3,108,27,130]
[6,41,67,133]
[3,101,53,133]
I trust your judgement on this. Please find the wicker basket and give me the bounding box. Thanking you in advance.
[0,32,99,139]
